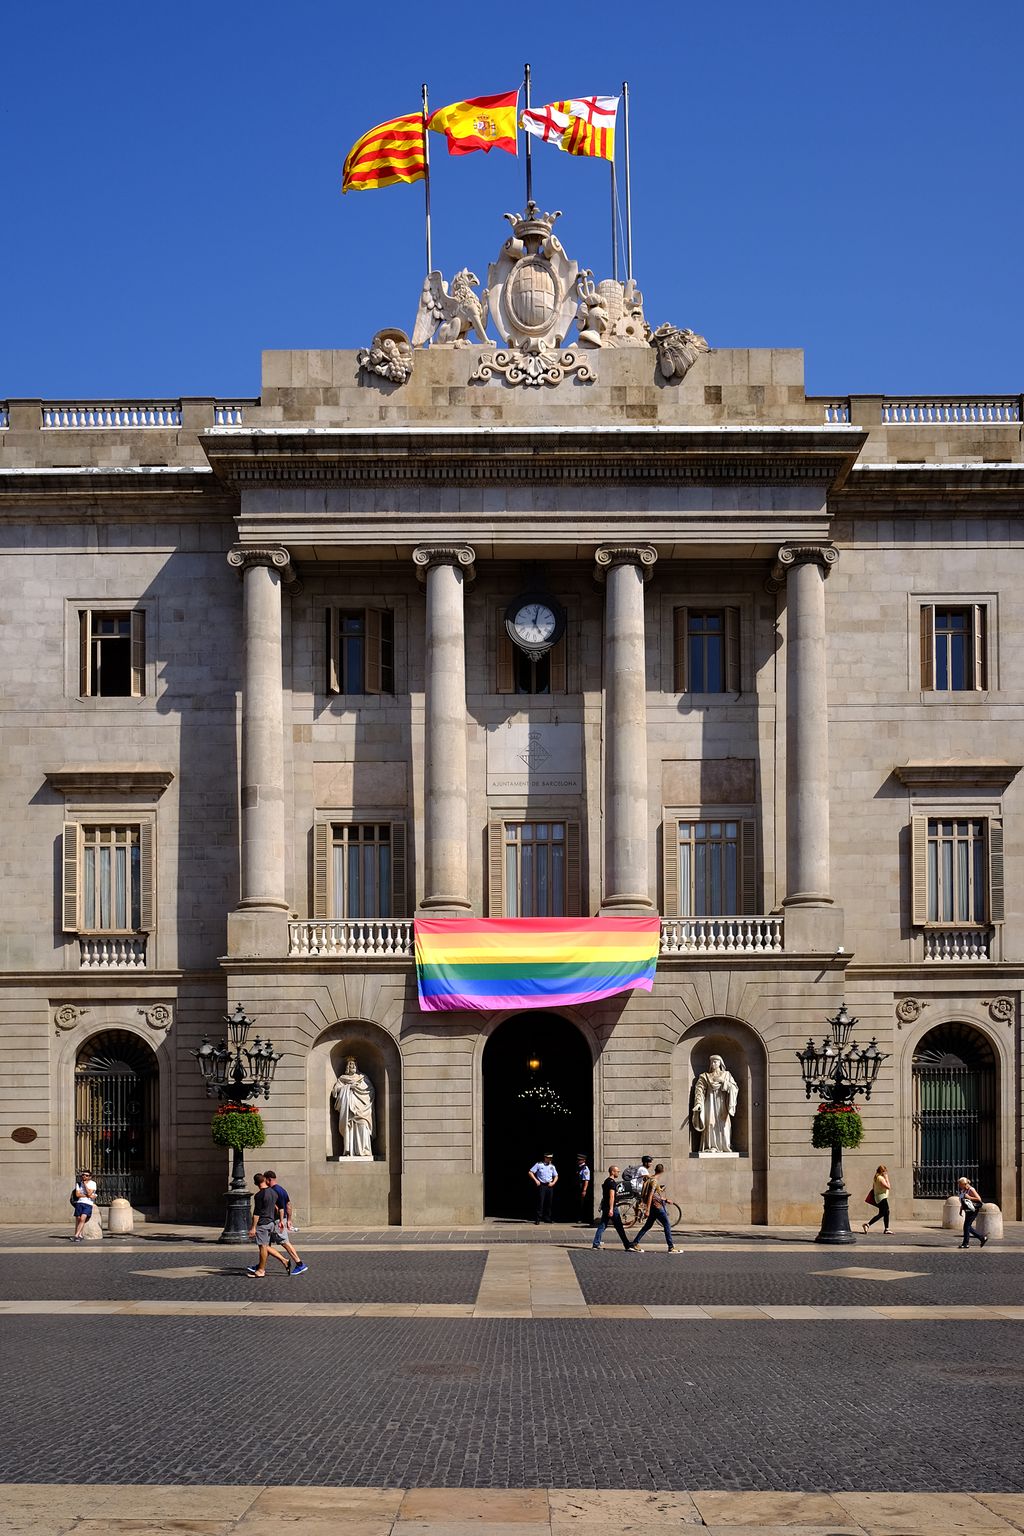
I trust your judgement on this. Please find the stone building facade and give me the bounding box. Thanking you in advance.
[1,230,1022,1226]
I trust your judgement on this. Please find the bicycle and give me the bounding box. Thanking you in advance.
[619,1193,682,1229]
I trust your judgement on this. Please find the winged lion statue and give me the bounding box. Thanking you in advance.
[412,269,492,347]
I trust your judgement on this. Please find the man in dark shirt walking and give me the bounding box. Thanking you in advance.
[591,1165,634,1252]
[247,1172,290,1277]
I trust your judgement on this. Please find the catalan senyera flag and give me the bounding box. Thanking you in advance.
[342,112,426,193]
[522,96,619,161]
[427,91,518,155]
[414,917,660,1013]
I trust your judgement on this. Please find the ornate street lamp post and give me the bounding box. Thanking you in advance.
[192,1004,282,1244]
[797,1005,888,1245]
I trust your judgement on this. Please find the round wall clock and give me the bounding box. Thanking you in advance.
[505,593,566,658]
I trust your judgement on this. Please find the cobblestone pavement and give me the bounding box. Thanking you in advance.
[3,1314,1023,1492]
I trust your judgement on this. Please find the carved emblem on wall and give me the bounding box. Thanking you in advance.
[470,347,595,388]
[487,205,579,352]
[138,1004,173,1032]
[357,328,414,384]
[988,995,1014,1024]
[651,323,709,381]
[576,274,650,348]
[54,1004,87,1032]
[412,270,492,347]
[895,997,922,1027]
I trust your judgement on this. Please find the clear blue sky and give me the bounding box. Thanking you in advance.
[4,2,1022,400]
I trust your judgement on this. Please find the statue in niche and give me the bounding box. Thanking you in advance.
[691,1054,739,1154]
[332,1056,376,1159]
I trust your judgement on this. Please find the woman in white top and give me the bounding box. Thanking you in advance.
[957,1176,986,1249]
[862,1164,892,1235]
[72,1171,97,1241]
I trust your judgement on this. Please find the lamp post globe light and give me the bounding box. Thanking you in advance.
[192,1005,282,1244]
[796,1004,888,1245]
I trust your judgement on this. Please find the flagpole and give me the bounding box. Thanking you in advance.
[610,162,618,282]
[622,79,633,281]
[524,62,533,207]
[422,82,432,274]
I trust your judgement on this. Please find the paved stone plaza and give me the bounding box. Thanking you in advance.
[2,1223,1023,1534]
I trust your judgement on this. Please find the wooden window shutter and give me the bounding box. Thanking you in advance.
[973,604,986,690]
[548,633,567,694]
[487,820,505,916]
[325,609,340,694]
[988,818,1004,922]
[313,822,331,919]
[496,613,514,693]
[138,822,155,931]
[919,605,935,690]
[79,611,92,696]
[673,607,688,691]
[661,816,680,917]
[565,821,582,916]
[910,814,929,925]
[130,610,146,697]
[62,822,81,932]
[390,821,408,918]
[725,607,741,693]
[365,608,383,695]
[740,818,757,915]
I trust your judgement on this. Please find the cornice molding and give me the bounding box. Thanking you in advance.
[45,766,174,797]
[893,760,1022,790]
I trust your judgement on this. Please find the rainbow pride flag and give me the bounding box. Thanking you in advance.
[414,917,661,1013]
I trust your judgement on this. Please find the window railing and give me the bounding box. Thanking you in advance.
[921,927,993,962]
[43,403,183,429]
[820,400,851,423]
[289,919,415,958]
[79,936,148,968]
[288,915,787,959]
[660,917,784,954]
[214,403,246,425]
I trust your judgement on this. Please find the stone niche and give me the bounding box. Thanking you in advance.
[672,1019,768,1223]
[307,1020,401,1225]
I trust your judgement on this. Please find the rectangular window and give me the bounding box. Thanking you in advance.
[488,819,581,916]
[911,814,1003,927]
[673,607,740,692]
[63,822,155,934]
[80,610,145,697]
[662,814,757,917]
[326,609,395,695]
[312,821,407,918]
[919,603,986,691]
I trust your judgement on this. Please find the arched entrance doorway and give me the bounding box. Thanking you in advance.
[75,1031,159,1207]
[483,1012,592,1221]
[912,1022,996,1199]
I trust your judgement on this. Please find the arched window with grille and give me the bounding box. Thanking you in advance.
[912,1023,996,1199]
[75,1031,159,1207]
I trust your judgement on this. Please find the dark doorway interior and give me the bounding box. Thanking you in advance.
[483,1011,593,1221]
[75,1030,159,1207]
[912,1021,997,1199]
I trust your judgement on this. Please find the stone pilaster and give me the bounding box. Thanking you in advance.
[595,544,657,912]
[414,544,476,914]
[226,545,299,956]
[771,543,839,924]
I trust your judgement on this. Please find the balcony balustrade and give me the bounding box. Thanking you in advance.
[43,402,184,429]
[815,395,1023,426]
[921,927,993,962]
[79,936,148,969]
[287,916,785,960]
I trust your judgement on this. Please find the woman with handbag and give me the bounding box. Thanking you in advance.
[862,1164,892,1234]
[957,1176,986,1248]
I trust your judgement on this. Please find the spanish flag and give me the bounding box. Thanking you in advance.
[428,91,518,156]
[342,112,426,193]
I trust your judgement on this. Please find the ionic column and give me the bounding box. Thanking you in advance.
[227,545,299,912]
[414,544,476,913]
[595,544,657,912]
[772,543,838,906]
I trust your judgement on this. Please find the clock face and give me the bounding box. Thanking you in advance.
[513,602,558,645]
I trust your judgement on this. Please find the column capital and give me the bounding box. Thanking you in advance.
[767,543,838,593]
[413,544,476,583]
[227,545,302,594]
[593,544,658,584]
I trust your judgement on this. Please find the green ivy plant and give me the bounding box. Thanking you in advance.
[210,1105,266,1150]
[811,1104,864,1149]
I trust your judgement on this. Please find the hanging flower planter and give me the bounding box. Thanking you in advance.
[210,1104,266,1150]
[811,1103,864,1150]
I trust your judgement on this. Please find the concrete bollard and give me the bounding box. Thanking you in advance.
[107,1198,133,1235]
[976,1204,1003,1241]
[82,1209,103,1241]
[941,1195,961,1230]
